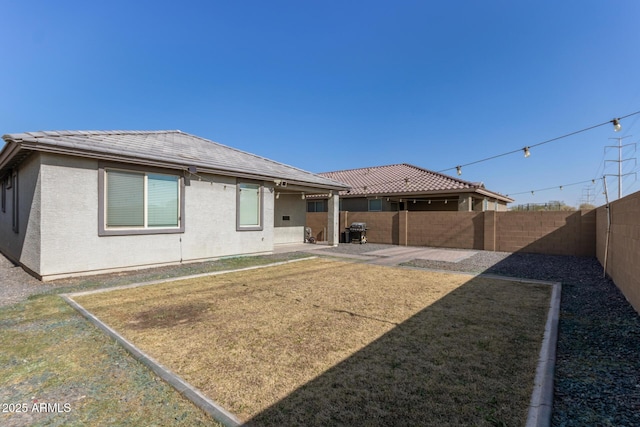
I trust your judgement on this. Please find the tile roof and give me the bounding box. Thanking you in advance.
[318,163,512,201]
[1,130,349,190]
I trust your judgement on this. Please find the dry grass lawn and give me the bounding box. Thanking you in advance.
[73,258,551,426]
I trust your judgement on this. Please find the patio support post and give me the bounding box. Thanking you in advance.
[328,193,339,246]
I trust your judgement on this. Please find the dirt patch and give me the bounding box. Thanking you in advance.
[129,302,213,329]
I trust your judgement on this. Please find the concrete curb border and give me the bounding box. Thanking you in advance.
[62,256,560,426]
[61,257,317,427]
[526,280,561,427]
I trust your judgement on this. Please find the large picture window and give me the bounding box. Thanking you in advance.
[237,182,263,230]
[99,166,184,236]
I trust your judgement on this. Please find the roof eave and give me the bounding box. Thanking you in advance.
[337,187,512,202]
[0,141,29,177]
[2,140,349,191]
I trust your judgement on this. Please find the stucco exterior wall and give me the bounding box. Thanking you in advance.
[274,193,305,244]
[37,153,275,279]
[0,153,41,274]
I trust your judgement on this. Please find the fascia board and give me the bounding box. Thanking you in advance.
[10,143,349,192]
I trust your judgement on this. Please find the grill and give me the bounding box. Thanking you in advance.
[348,222,367,244]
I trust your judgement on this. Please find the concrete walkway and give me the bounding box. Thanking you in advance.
[364,246,478,266]
[273,243,478,266]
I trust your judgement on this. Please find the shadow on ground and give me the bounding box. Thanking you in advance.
[243,269,550,427]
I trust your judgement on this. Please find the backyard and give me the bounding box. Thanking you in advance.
[70,257,551,426]
[1,247,639,426]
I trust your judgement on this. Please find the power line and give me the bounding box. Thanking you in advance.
[505,177,600,197]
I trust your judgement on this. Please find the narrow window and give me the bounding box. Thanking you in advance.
[1,178,5,213]
[237,182,262,230]
[12,171,18,233]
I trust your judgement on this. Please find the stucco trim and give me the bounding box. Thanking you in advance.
[98,162,186,236]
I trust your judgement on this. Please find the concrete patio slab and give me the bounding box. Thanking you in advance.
[364,246,478,265]
[414,249,478,263]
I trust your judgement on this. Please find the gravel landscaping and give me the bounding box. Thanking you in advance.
[321,243,640,427]
[2,245,639,426]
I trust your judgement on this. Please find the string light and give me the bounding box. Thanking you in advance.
[325,111,640,194]
[438,111,640,175]
[612,118,622,132]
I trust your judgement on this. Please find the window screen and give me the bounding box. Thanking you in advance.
[238,183,260,227]
[148,174,179,227]
[106,170,144,227]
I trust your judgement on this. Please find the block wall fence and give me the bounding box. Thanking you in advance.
[596,190,640,314]
[307,191,639,314]
[308,210,596,255]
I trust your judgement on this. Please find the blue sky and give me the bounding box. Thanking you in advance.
[2,0,639,207]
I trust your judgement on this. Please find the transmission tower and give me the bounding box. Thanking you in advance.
[604,136,637,199]
[580,186,595,205]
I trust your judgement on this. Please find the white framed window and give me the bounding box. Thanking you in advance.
[237,181,263,231]
[368,199,382,212]
[99,165,184,236]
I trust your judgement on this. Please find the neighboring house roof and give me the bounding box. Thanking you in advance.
[317,163,513,202]
[0,130,349,191]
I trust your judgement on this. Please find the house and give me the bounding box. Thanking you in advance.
[308,163,512,213]
[0,130,349,280]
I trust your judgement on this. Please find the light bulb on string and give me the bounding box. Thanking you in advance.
[612,118,622,132]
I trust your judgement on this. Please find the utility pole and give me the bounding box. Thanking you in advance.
[605,136,637,199]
